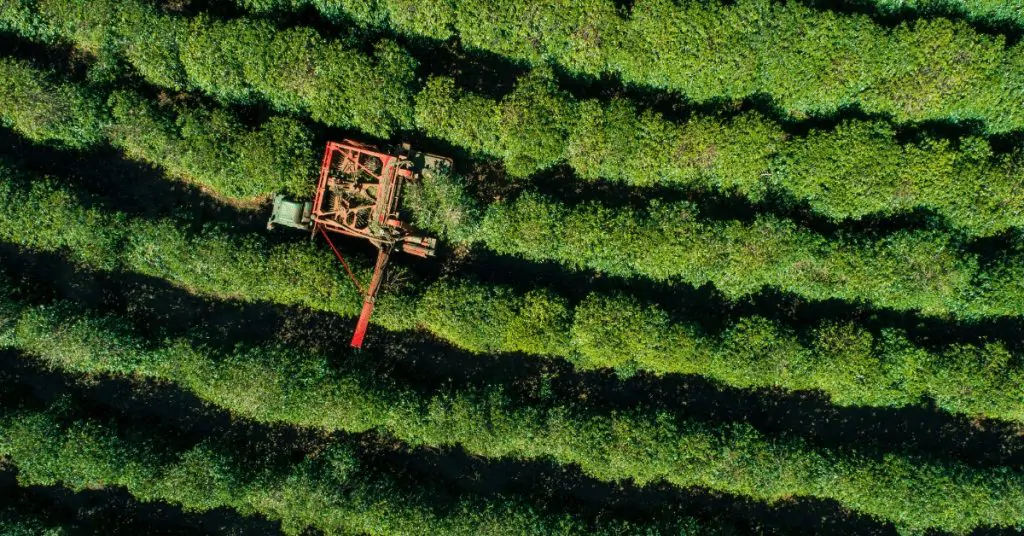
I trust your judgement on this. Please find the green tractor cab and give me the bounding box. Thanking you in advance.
[267,194,312,231]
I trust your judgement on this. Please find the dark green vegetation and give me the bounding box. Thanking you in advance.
[0,57,315,198]
[0,392,665,535]
[2,0,1024,533]
[414,73,1024,238]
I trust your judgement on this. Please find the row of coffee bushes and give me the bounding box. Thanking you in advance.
[408,173,1024,319]
[0,58,315,198]
[415,73,1024,238]
[0,0,414,136]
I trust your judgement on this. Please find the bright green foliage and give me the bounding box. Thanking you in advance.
[0,0,417,136]
[62,88,995,328]
[402,168,480,243]
[106,90,316,199]
[414,72,574,177]
[177,16,415,134]
[571,294,1024,420]
[232,0,1024,132]
[473,192,998,317]
[414,73,782,182]
[0,0,59,42]
[0,162,381,323]
[0,59,316,199]
[567,100,784,193]
[3,163,1024,423]
[0,58,106,148]
[418,281,573,356]
[0,404,663,536]
[416,73,1024,237]
[774,122,1024,236]
[3,296,1024,535]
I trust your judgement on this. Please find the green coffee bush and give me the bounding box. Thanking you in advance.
[106,90,316,199]
[867,0,1024,27]
[0,162,385,325]
[417,282,573,356]
[5,6,1024,236]
[416,73,1024,237]
[414,72,573,177]
[471,192,997,318]
[0,58,106,148]
[0,60,317,199]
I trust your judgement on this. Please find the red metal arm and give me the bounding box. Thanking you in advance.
[350,247,391,349]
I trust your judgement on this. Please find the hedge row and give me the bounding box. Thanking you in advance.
[234,0,1024,132]
[863,0,1024,27]
[0,403,669,536]
[106,90,316,199]
[422,281,1024,423]
[0,57,316,199]
[415,72,1024,238]
[3,291,1024,534]
[3,163,1024,423]
[408,172,1024,320]
[7,5,1024,237]
[0,0,415,137]
[0,161,385,323]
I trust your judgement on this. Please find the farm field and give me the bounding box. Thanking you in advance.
[2,0,1024,534]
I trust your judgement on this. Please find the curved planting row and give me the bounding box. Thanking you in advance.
[0,58,316,199]
[4,3,1024,238]
[0,0,414,137]
[415,73,1024,239]
[231,0,1024,132]
[2,290,1024,535]
[414,176,1024,320]
[2,164,1024,425]
[4,60,1024,321]
[420,281,1024,423]
[0,401,668,536]
[106,90,316,199]
[0,58,105,149]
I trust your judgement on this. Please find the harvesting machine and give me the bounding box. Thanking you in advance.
[267,139,452,348]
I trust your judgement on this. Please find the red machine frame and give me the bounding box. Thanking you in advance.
[310,140,440,348]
